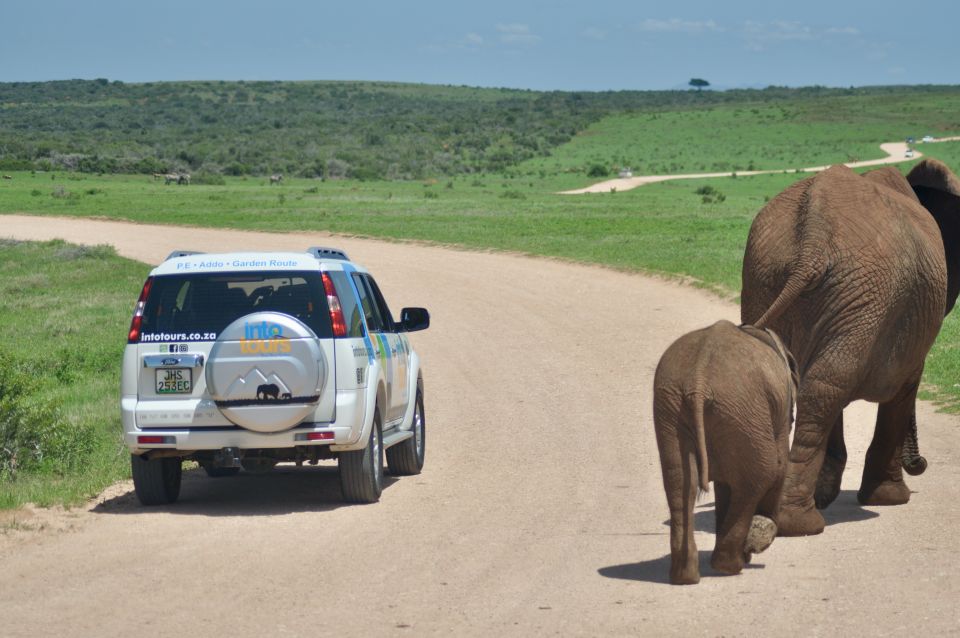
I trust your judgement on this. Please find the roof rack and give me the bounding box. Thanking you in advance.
[164,250,204,260]
[307,246,350,261]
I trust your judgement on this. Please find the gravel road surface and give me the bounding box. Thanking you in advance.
[1,215,958,636]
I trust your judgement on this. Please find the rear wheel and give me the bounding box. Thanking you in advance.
[131,455,182,505]
[339,408,383,503]
[387,388,425,475]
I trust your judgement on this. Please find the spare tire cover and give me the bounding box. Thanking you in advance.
[206,312,325,433]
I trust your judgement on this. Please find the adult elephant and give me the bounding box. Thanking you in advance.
[741,159,960,536]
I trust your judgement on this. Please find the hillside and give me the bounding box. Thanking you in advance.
[2,80,958,179]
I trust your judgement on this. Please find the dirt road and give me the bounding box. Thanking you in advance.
[1,215,959,636]
[561,137,960,194]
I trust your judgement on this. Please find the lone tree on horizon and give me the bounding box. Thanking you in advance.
[689,78,710,92]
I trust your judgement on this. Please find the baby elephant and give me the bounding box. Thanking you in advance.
[653,320,797,584]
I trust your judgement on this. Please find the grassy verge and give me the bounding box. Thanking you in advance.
[2,140,960,509]
[0,239,147,508]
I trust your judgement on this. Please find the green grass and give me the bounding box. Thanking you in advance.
[4,99,960,508]
[517,91,960,188]
[0,240,147,508]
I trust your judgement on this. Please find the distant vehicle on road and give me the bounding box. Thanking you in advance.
[905,149,915,158]
[922,135,935,143]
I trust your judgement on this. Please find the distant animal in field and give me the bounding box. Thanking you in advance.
[163,173,190,185]
[152,173,165,181]
[270,174,283,185]
[256,383,280,400]
[2,175,12,180]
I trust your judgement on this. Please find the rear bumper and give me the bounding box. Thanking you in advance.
[122,390,366,454]
[123,424,355,454]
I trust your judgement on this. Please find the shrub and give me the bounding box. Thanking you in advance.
[587,163,609,178]
[192,172,226,186]
[0,352,94,479]
[499,189,527,200]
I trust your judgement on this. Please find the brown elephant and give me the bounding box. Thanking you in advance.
[653,320,797,585]
[741,160,960,537]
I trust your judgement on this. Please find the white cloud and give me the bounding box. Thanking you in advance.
[583,27,607,41]
[636,19,722,34]
[743,21,862,51]
[465,32,484,46]
[496,23,541,45]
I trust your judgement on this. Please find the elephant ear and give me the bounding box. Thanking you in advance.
[739,324,799,412]
[908,159,960,196]
[908,159,960,315]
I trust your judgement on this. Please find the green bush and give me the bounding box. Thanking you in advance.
[192,172,226,186]
[587,163,609,178]
[0,351,94,480]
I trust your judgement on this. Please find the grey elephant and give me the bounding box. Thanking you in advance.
[653,320,797,584]
[741,160,960,537]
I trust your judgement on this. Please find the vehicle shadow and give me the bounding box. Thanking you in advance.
[92,465,398,517]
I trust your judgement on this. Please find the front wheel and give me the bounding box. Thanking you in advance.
[339,409,383,503]
[387,388,425,475]
[131,455,182,505]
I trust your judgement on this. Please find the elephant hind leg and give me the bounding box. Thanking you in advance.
[815,413,846,510]
[779,377,847,536]
[858,382,917,506]
[711,484,762,575]
[660,434,701,585]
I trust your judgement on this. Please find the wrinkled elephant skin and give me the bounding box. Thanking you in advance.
[742,160,960,536]
[653,320,796,583]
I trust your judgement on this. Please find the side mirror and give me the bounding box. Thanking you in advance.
[399,307,430,332]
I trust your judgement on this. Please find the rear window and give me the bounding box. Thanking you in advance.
[139,271,332,342]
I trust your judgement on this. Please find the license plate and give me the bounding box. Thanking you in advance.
[156,368,192,394]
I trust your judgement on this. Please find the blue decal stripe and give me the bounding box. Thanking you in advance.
[341,264,376,364]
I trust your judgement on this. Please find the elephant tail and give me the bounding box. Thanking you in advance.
[753,265,819,330]
[684,393,710,495]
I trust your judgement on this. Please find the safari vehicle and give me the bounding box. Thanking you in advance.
[121,247,429,505]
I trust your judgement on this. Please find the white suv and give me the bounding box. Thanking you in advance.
[121,247,429,505]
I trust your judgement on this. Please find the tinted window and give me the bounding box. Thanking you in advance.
[351,273,385,333]
[140,271,332,341]
[364,275,396,330]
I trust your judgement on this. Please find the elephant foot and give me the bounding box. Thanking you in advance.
[814,455,845,510]
[670,552,700,585]
[857,479,910,506]
[744,515,777,555]
[776,504,825,537]
[710,551,744,576]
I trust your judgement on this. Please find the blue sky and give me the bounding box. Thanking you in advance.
[2,0,957,90]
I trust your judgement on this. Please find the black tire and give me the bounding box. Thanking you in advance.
[131,455,182,506]
[204,465,240,478]
[387,388,425,476]
[339,408,383,503]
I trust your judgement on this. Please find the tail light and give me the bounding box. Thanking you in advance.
[321,273,347,337]
[127,277,154,343]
